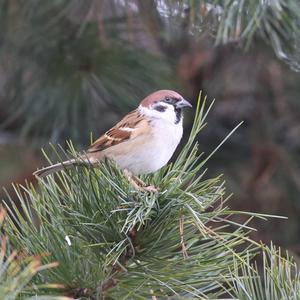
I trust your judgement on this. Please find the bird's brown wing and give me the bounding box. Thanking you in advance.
[87,110,145,153]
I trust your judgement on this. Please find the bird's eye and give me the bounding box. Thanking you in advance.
[165,97,171,102]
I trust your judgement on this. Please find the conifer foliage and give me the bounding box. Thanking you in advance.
[2,96,300,299]
[0,208,68,300]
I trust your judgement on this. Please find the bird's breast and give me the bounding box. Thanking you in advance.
[104,119,183,175]
[131,120,183,174]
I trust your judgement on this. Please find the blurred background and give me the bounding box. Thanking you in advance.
[0,1,300,254]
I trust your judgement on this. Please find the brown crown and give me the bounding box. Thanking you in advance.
[140,90,183,107]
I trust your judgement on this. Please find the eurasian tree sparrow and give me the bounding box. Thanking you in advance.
[33,90,192,185]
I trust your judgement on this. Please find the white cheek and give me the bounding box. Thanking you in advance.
[138,104,176,123]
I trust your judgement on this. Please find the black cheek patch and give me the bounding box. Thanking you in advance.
[154,105,167,112]
[175,108,182,124]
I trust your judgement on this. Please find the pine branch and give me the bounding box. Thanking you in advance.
[0,208,69,300]
[153,0,300,69]
[226,244,300,299]
[2,92,298,299]
[2,93,256,299]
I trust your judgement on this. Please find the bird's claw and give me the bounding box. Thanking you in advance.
[124,170,159,193]
[139,184,159,193]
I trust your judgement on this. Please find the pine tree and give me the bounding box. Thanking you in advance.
[2,96,299,299]
[1,1,300,299]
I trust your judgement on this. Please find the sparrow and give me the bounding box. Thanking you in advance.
[34,90,192,190]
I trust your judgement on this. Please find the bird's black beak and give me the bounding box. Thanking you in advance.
[177,98,192,108]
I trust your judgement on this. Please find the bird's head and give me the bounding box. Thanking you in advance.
[139,90,192,124]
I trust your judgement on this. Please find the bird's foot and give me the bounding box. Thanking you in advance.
[138,183,159,193]
[123,170,159,193]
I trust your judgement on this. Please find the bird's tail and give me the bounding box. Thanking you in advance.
[33,158,81,177]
